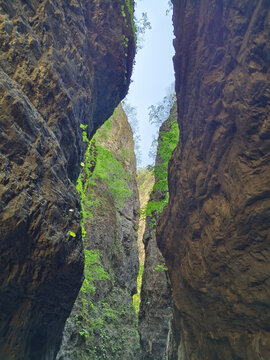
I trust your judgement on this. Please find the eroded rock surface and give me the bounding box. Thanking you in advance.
[158,1,270,359]
[136,168,154,265]
[139,108,178,360]
[0,1,135,359]
[57,105,140,360]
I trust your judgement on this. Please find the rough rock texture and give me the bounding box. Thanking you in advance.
[136,168,154,265]
[0,1,135,359]
[57,104,140,360]
[139,116,176,360]
[158,1,270,359]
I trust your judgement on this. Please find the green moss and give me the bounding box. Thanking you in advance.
[73,288,139,360]
[132,264,144,315]
[81,250,109,295]
[145,104,179,220]
[76,115,133,236]
[94,144,132,208]
[70,104,140,359]
[154,263,168,272]
[121,0,136,45]
[71,109,139,359]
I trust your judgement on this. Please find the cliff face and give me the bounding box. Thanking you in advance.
[0,1,135,359]
[139,105,178,360]
[57,104,140,360]
[158,1,270,359]
[136,168,154,265]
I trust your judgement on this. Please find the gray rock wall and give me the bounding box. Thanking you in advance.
[57,105,140,360]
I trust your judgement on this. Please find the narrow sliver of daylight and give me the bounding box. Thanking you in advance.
[125,0,175,167]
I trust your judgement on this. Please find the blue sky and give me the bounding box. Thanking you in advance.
[125,0,175,167]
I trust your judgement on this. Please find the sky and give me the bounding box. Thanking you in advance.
[124,0,175,168]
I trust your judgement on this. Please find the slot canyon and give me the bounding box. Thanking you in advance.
[0,1,269,359]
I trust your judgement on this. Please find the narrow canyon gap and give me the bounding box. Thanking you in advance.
[0,0,270,360]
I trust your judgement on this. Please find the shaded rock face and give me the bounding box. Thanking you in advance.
[57,105,140,360]
[139,226,172,360]
[0,1,135,359]
[158,1,270,359]
[139,115,177,360]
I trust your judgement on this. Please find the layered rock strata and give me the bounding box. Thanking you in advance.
[158,1,270,359]
[57,104,140,360]
[0,1,135,359]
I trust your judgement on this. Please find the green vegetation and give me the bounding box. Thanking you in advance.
[76,115,132,237]
[94,145,132,208]
[81,250,109,295]
[77,111,134,292]
[68,107,139,359]
[73,288,139,360]
[120,0,151,51]
[121,0,136,45]
[145,103,179,221]
[136,167,154,189]
[154,263,168,272]
[133,265,144,315]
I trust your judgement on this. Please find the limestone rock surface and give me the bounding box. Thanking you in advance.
[136,168,154,265]
[158,1,270,359]
[57,104,140,360]
[139,112,178,360]
[0,1,135,359]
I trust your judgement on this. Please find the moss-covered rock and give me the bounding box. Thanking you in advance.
[57,105,140,360]
[139,103,178,360]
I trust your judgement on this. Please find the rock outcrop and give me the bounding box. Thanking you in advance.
[57,104,140,360]
[0,1,135,359]
[139,105,178,360]
[158,1,270,359]
[136,168,154,265]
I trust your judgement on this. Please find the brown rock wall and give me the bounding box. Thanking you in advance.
[158,1,270,359]
[0,1,135,359]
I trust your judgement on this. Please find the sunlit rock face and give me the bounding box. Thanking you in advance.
[57,105,140,360]
[0,0,135,359]
[139,110,177,360]
[158,1,270,359]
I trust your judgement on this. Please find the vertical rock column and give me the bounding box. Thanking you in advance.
[0,1,135,359]
[57,105,140,360]
[139,104,178,360]
[158,1,270,359]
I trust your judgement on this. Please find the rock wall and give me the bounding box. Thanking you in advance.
[136,168,154,265]
[0,1,135,359]
[139,105,178,360]
[57,104,140,360]
[158,1,270,359]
